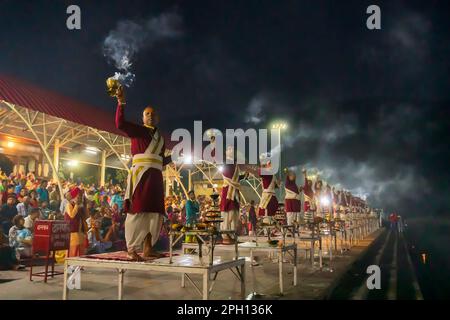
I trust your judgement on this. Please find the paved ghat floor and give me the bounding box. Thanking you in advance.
[0,229,383,300]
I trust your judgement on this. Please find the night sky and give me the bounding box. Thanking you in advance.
[0,0,449,217]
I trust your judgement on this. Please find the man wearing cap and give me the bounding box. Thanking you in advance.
[114,86,172,260]
[64,188,88,257]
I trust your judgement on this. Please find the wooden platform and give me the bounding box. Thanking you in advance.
[63,254,245,300]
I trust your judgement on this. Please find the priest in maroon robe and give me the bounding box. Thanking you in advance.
[284,169,302,225]
[258,160,279,217]
[302,169,315,212]
[114,86,171,260]
[219,147,247,244]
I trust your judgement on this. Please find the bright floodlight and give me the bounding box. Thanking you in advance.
[272,122,288,130]
[67,160,79,167]
[218,165,224,172]
[320,196,330,206]
[183,154,192,164]
[7,141,14,148]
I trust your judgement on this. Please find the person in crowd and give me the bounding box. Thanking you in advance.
[29,190,39,208]
[49,184,61,210]
[36,180,49,204]
[40,201,51,219]
[0,179,8,205]
[166,200,175,223]
[17,188,28,203]
[1,194,17,234]
[109,188,124,212]
[64,188,88,257]
[14,179,26,195]
[185,190,199,243]
[239,213,248,236]
[60,191,70,213]
[87,218,113,254]
[24,208,40,231]
[0,168,7,180]
[86,206,98,230]
[0,231,21,270]
[389,212,398,231]
[9,215,32,258]
[16,196,31,217]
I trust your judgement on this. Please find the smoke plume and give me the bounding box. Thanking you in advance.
[102,10,183,86]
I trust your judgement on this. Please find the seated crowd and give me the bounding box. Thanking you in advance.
[0,170,260,270]
[0,170,127,270]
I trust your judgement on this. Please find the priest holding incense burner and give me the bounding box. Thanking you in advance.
[110,79,171,261]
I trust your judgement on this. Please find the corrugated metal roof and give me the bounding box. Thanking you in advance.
[0,75,125,136]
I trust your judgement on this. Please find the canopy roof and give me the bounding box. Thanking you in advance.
[0,75,130,170]
[0,75,123,136]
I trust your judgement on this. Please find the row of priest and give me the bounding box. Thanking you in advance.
[111,82,370,257]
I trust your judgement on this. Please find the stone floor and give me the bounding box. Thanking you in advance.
[0,229,382,300]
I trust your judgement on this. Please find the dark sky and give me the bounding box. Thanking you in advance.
[1,0,449,216]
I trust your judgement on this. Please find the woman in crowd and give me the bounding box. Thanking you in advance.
[17,188,27,203]
[29,190,39,208]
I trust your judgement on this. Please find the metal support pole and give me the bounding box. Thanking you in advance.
[100,150,106,186]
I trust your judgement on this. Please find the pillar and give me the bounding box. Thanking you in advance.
[100,150,106,186]
[53,139,60,181]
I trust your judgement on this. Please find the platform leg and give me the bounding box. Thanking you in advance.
[329,239,333,262]
[208,235,213,265]
[203,270,210,300]
[29,254,33,281]
[250,249,254,268]
[181,273,185,288]
[118,269,125,300]
[44,254,50,283]
[234,234,238,260]
[310,240,314,267]
[51,251,55,278]
[169,233,173,263]
[319,239,323,269]
[279,250,284,295]
[62,261,68,300]
[293,247,298,286]
[240,263,246,299]
[198,236,203,259]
